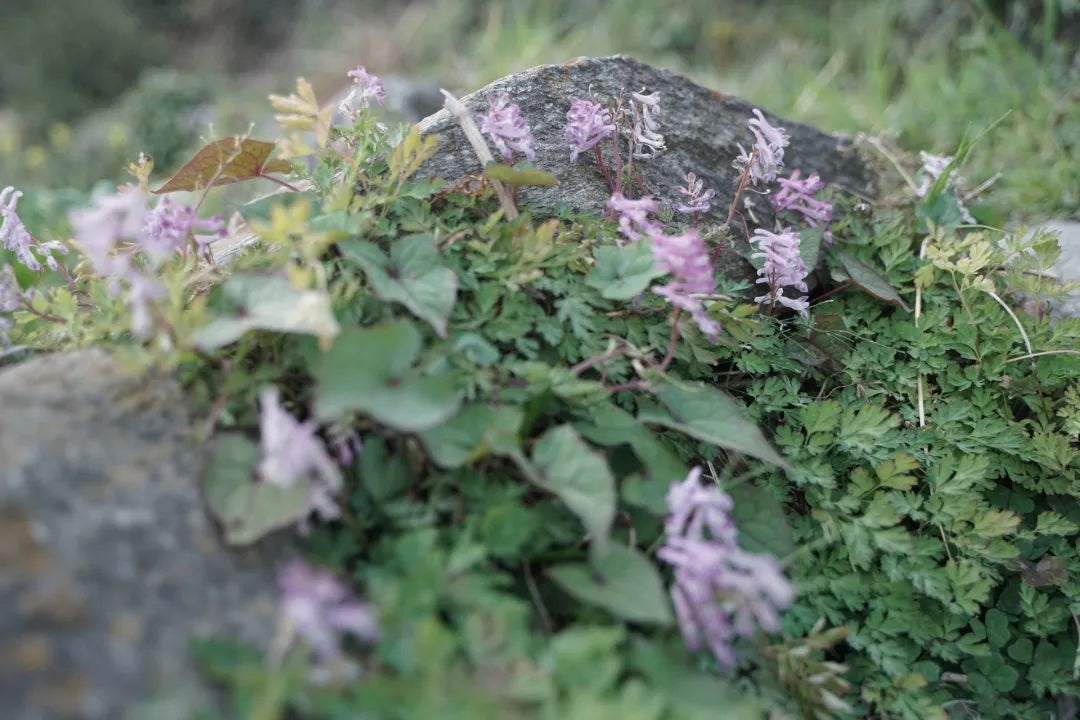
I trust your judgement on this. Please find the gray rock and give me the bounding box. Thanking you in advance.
[1042,220,1080,318]
[0,349,288,720]
[416,55,876,287]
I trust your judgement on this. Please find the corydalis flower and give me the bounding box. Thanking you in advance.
[565,97,615,163]
[478,93,536,163]
[771,170,833,244]
[277,559,379,663]
[628,91,665,158]
[258,386,343,524]
[750,228,809,317]
[651,229,722,341]
[658,467,795,669]
[735,109,789,185]
[1,186,68,272]
[675,171,716,215]
[140,197,226,267]
[0,263,24,346]
[69,186,147,279]
[607,192,661,243]
[343,65,386,109]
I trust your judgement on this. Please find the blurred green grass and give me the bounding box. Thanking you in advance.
[1,0,1076,223]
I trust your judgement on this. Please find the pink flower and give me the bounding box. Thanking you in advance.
[650,229,722,341]
[1,186,68,272]
[477,93,536,163]
[565,97,616,162]
[607,192,661,244]
[258,386,343,523]
[277,559,379,662]
[771,170,833,244]
[750,228,810,317]
[674,171,716,215]
[344,65,386,108]
[734,109,789,185]
[68,186,147,279]
[140,197,226,267]
[628,91,665,158]
[658,468,795,669]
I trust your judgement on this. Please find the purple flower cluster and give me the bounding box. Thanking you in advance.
[2,186,68,272]
[750,228,810,317]
[258,386,344,526]
[735,109,789,185]
[628,91,665,158]
[658,467,795,669]
[0,263,26,345]
[674,171,716,215]
[607,192,660,244]
[68,188,227,338]
[565,97,616,163]
[771,170,834,245]
[141,196,226,265]
[277,558,379,663]
[607,192,720,340]
[478,93,537,163]
[345,65,387,109]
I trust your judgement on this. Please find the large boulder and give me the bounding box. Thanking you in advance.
[0,349,288,720]
[417,55,876,287]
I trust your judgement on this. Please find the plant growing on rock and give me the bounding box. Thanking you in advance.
[2,60,1080,720]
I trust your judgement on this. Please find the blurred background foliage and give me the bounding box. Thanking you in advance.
[0,0,1076,220]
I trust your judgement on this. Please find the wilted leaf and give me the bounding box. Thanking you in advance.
[483,163,560,187]
[202,433,310,545]
[835,251,910,310]
[531,425,616,551]
[549,544,673,625]
[314,321,461,431]
[638,380,790,470]
[586,243,665,300]
[153,137,291,194]
[1018,555,1068,587]
[808,314,851,370]
[190,273,340,351]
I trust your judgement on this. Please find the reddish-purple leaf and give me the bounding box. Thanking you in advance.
[808,314,851,371]
[153,137,291,194]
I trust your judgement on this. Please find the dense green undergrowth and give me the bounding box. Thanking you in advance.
[3,67,1080,720]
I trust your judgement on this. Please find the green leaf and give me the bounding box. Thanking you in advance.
[1035,511,1080,536]
[531,425,616,551]
[586,243,664,300]
[548,544,673,625]
[984,608,1011,648]
[358,437,413,502]
[315,321,461,431]
[727,483,794,557]
[483,163,560,187]
[801,400,842,436]
[837,403,897,453]
[835,250,910,310]
[620,474,669,515]
[1007,638,1034,664]
[577,402,687,484]
[639,380,790,470]
[420,404,523,468]
[191,274,340,351]
[340,235,458,337]
[202,433,310,545]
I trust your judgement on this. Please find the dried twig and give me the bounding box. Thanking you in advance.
[440,89,519,220]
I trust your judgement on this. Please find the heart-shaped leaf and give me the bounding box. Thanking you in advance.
[153,137,291,194]
[202,433,310,545]
[190,273,340,351]
[420,404,524,468]
[530,425,616,551]
[549,544,673,625]
[340,235,458,337]
[314,321,461,431]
